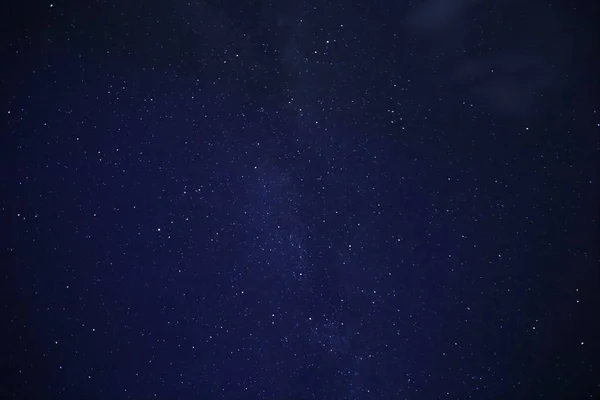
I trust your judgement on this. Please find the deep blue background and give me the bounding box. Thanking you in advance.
[1,0,598,398]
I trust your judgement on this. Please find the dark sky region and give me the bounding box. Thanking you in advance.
[1,0,598,399]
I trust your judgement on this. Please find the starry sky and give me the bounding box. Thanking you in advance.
[1,0,598,399]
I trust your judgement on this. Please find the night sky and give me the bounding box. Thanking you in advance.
[1,0,599,399]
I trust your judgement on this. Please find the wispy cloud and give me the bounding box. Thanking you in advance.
[404,0,576,118]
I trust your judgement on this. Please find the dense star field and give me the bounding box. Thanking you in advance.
[1,0,598,399]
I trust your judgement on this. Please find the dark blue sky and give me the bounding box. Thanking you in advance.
[1,0,598,399]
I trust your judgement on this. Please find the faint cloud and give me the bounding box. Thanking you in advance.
[404,0,576,118]
[405,0,479,32]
